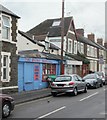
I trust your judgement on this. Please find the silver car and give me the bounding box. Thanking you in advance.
[51,74,87,97]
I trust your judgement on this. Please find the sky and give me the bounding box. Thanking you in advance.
[1,0,106,42]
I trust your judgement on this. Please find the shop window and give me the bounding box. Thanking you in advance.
[42,64,56,82]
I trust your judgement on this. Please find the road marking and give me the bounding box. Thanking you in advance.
[79,92,99,101]
[37,106,66,119]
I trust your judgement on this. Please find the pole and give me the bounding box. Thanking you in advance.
[60,0,64,75]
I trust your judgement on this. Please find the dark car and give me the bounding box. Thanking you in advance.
[0,94,15,118]
[83,73,103,88]
[95,71,105,85]
[51,74,87,97]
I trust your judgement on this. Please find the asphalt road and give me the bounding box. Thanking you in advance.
[8,86,107,119]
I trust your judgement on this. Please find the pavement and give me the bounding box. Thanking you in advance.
[8,88,52,105]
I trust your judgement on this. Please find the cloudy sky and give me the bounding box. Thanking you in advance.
[1,0,106,41]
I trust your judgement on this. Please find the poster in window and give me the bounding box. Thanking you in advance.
[34,64,40,80]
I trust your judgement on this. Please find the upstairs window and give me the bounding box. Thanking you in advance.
[74,41,77,54]
[2,15,10,40]
[45,42,49,51]
[52,20,61,26]
[68,39,72,53]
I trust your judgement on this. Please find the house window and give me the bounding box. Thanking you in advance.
[45,42,49,51]
[3,55,8,79]
[81,43,84,54]
[87,45,90,56]
[1,52,11,82]
[2,15,10,39]
[74,41,77,54]
[52,20,61,26]
[68,39,72,53]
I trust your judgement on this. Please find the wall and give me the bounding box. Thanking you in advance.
[17,33,44,52]
[0,13,18,92]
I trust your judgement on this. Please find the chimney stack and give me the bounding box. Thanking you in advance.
[87,33,95,42]
[76,28,84,36]
[97,38,103,45]
[104,42,107,49]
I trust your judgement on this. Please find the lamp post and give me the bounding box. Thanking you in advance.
[60,0,64,75]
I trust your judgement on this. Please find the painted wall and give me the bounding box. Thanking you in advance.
[17,33,44,52]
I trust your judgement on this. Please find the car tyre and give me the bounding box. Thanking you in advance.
[2,102,11,118]
[95,83,98,89]
[73,88,78,96]
[100,82,103,87]
[84,86,87,93]
[51,92,57,97]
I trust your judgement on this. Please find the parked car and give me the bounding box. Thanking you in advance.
[50,74,87,97]
[0,94,15,118]
[95,71,105,85]
[83,73,103,88]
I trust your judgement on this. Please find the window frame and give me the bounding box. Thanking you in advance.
[1,52,11,82]
[74,40,77,54]
[2,14,11,40]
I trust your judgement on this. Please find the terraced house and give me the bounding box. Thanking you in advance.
[27,16,107,77]
[0,4,20,92]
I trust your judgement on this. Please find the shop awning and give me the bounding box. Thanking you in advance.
[66,52,90,64]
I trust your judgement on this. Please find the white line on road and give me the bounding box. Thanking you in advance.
[79,92,99,101]
[37,106,66,119]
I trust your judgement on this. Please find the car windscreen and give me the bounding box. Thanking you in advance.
[55,76,71,82]
[83,74,96,80]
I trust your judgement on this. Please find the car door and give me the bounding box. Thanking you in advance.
[77,75,85,90]
[73,75,81,91]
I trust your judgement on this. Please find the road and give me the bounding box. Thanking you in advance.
[8,86,106,119]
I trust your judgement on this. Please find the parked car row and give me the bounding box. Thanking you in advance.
[50,72,105,97]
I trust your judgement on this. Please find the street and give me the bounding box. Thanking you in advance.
[8,86,106,119]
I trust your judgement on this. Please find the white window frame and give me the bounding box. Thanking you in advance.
[81,43,84,54]
[74,40,77,54]
[2,14,11,41]
[87,45,91,56]
[1,52,11,82]
[68,38,73,53]
[45,42,49,51]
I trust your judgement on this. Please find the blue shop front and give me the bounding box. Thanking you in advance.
[18,57,60,92]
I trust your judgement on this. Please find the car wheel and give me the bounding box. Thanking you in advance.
[73,88,78,96]
[51,92,57,97]
[84,86,87,93]
[2,102,11,118]
[95,83,98,89]
[100,82,103,87]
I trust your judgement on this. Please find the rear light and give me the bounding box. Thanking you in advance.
[69,82,74,85]
[51,83,55,86]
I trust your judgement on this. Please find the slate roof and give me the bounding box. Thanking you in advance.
[0,4,20,18]
[27,16,73,37]
[18,50,66,60]
[77,33,101,49]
